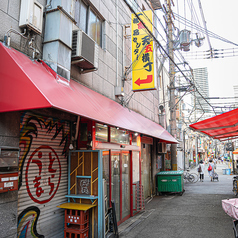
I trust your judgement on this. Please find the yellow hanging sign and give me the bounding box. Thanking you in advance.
[131,10,156,91]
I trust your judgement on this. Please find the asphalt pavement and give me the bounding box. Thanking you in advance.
[118,162,237,238]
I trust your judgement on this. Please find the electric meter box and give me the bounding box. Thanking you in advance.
[0,147,19,193]
[19,0,43,35]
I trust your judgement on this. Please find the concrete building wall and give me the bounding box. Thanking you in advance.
[0,112,21,238]
[0,0,46,57]
[0,2,169,235]
[0,0,162,125]
[71,0,161,124]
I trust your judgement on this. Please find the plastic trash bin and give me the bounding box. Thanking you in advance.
[226,169,231,175]
[156,171,184,195]
[222,169,226,175]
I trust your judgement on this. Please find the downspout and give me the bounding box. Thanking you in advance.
[122,24,124,87]
[116,0,119,87]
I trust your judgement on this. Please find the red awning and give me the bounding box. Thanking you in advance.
[189,108,238,140]
[0,43,177,144]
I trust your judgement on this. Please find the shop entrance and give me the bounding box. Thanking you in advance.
[111,150,130,224]
[141,143,152,199]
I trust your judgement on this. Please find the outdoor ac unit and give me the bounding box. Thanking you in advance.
[19,0,43,35]
[71,29,99,71]
[158,142,167,153]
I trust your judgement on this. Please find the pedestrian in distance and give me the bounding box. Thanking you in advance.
[198,160,205,182]
[208,159,215,182]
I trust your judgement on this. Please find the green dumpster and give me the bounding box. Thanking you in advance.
[156,171,184,195]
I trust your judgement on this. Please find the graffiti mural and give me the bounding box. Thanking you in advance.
[17,206,44,238]
[18,112,70,237]
[19,113,70,189]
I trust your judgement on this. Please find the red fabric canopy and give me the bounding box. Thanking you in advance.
[189,108,238,140]
[0,42,177,144]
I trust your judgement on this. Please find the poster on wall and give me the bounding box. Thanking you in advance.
[165,159,171,170]
[165,152,171,170]
[156,155,162,169]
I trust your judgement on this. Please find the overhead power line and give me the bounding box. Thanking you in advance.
[123,0,216,115]
[183,47,238,60]
[173,12,238,47]
[198,0,212,51]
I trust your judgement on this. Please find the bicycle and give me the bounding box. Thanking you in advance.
[233,176,238,196]
[183,170,199,183]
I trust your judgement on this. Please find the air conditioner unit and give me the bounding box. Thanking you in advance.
[71,29,99,72]
[19,0,43,35]
[158,142,167,153]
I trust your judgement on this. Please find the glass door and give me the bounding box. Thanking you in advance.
[132,151,140,215]
[121,151,130,220]
[110,150,131,223]
[141,144,151,199]
[111,151,120,221]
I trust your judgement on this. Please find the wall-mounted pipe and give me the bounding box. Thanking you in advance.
[4,28,27,47]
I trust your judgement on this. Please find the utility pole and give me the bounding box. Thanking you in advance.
[166,0,177,170]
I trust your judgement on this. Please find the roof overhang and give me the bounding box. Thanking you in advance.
[189,108,238,140]
[0,42,178,144]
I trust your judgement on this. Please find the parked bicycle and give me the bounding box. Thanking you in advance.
[183,170,199,183]
[233,176,238,196]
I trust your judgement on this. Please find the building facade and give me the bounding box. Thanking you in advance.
[192,67,210,114]
[0,0,177,237]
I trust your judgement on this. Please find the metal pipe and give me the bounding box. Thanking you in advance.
[4,28,27,47]
[116,0,119,86]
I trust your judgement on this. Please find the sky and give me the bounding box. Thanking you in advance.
[154,1,238,116]
[179,1,238,101]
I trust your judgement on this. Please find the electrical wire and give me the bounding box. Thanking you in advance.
[128,1,216,113]
[119,0,227,118]
[197,0,212,51]
[174,12,238,47]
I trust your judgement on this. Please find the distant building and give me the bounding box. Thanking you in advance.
[192,67,210,113]
[233,85,238,107]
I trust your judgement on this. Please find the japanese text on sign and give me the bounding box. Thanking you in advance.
[131,10,156,91]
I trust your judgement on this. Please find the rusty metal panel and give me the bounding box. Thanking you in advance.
[17,112,70,238]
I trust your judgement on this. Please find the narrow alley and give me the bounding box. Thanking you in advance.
[119,163,236,238]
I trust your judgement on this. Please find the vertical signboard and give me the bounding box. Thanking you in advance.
[131,10,156,91]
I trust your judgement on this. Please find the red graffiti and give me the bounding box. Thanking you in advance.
[33,175,44,197]
[25,145,61,204]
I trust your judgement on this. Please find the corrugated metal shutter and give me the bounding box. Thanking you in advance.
[17,112,70,238]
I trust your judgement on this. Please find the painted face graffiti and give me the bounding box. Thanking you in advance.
[25,145,61,204]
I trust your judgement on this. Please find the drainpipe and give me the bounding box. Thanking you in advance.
[114,0,124,97]
[116,0,119,87]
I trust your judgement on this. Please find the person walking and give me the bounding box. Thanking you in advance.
[208,159,215,181]
[198,160,205,182]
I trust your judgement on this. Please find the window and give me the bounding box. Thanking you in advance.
[95,123,108,142]
[131,132,139,145]
[110,128,129,144]
[75,0,103,47]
